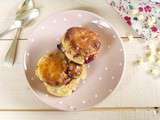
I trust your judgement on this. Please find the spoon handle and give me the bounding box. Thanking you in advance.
[4,28,22,66]
[0,20,22,38]
[0,27,17,38]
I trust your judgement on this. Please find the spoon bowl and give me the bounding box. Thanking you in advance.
[16,0,35,15]
[19,8,40,27]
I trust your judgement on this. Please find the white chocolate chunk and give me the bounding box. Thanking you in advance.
[150,68,160,76]
[156,48,160,55]
[156,59,160,65]
[145,51,155,62]
[134,58,144,65]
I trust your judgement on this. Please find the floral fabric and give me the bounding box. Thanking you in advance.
[107,0,160,40]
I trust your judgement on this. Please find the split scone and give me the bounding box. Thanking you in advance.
[35,51,87,97]
[58,27,101,64]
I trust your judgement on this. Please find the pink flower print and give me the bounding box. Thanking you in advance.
[138,7,143,12]
[144,5,152,12]
[124,16,132,26]
[151,26,158,32]
[127,21,132,26]
[124,16,131,21]
[156,2,160,6]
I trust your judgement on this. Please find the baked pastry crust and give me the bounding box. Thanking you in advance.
[35,51,87,96]
[59,27,101,64]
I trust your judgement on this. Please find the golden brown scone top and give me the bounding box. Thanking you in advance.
[36,51,83,86]
[65,27,101,63]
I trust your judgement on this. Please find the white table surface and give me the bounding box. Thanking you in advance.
[0,0,160,119]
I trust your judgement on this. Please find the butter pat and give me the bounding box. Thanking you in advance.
[145,51,155,62]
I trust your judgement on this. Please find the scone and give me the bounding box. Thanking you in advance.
[57,27,101,64]
[35,51,87,97]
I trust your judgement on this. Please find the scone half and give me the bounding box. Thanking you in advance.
[35,51,87,97]
[58,27,101,64]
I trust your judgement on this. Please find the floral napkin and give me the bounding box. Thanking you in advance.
[107,0,160,40]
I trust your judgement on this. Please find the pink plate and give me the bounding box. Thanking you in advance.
[24,10,125,111]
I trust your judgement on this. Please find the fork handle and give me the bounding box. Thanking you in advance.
[4,28,22,65]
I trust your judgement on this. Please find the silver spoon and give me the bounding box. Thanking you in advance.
[4,9,40,66]
[16,0,35,15]
[4,0,39,66]
[0,5,38,37]
[0,0,35,37]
